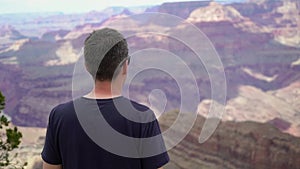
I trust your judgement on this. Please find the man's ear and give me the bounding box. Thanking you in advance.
[84,62,90,72]
[122,61,128,75]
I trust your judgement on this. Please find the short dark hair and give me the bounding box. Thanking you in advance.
[84,28,128,81]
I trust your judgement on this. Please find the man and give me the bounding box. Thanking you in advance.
[41,28,169,169]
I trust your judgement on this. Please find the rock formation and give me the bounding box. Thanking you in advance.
[160,111,300,169]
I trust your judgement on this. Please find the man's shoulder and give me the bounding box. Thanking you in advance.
[123,97,151,112]
[51,97,152,113]
[53,100,74,111]
[118,97,157,123]
[119,97,156,117]
[49,100,75,118]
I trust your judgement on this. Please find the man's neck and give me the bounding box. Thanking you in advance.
[84,80,122,99]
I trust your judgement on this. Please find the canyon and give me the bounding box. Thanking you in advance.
[0,0,299,168]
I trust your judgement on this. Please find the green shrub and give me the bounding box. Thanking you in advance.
[0,91,27,169]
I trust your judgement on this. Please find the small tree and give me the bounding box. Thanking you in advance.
[0,91,26,168]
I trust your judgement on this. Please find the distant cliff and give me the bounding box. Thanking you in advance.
[157,1,211,19]
[161,111,300,169]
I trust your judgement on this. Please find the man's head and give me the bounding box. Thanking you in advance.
[84,28,128,81]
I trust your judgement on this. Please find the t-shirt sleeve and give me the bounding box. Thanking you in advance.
[140,112,170,169]
[41,107,62,165]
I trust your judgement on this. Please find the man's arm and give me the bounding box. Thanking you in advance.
[43,161,62,169]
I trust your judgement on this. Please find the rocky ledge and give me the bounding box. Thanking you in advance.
[160,110,300,169]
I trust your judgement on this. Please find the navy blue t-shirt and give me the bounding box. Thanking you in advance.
[41,96,169,169]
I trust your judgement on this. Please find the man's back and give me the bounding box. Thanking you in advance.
[42,96,169,169]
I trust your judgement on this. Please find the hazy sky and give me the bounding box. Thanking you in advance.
[0,0,209,14]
